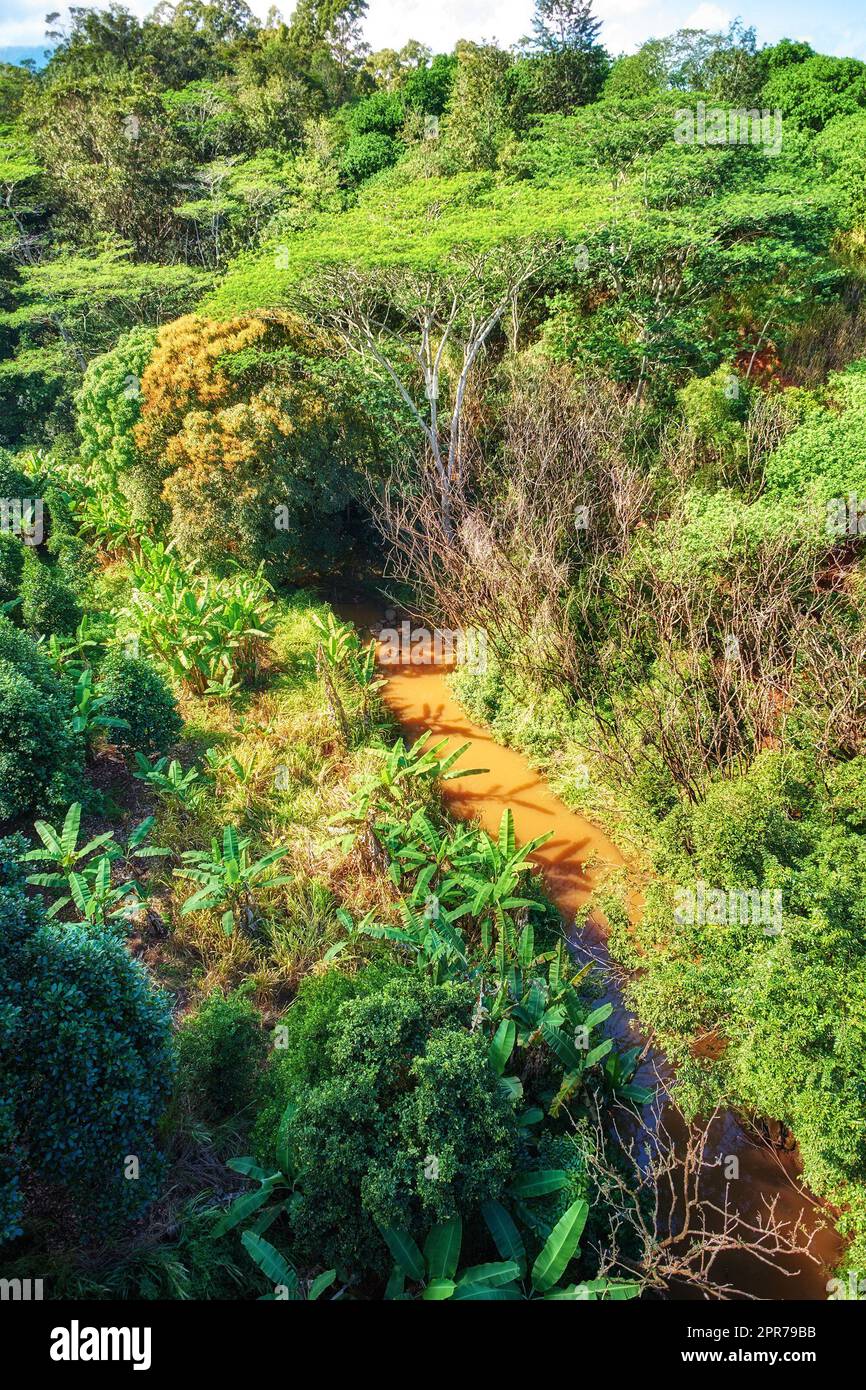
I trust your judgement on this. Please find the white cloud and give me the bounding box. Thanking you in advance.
[364,0,531,51]
[684,4,732,33]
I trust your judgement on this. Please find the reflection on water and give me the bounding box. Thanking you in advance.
[338,599,842,1299]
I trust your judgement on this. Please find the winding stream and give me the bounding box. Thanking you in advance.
[340,597,842,1300]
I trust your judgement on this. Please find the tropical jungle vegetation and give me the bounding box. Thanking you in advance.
[0,0,865,1306]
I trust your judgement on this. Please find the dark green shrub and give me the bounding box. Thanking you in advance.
[0,639,84,822]
[402,54,456,115]
[0,612,71,699]
[0,533,23,609]
[44,483,90,590]
[0,449,36,505]
[177,988,267,1124]
[96,649,182,757]
[255,967,518,1276]
[256,963,372,1104]
[347,90,405,136]
[688,754,810,884]
[626,760,681,827]
[18,549,82,638]
[762,54,866,131]
[339,132,398,183]
[0,838,174,1242]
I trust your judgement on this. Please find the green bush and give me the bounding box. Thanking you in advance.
[401,54,456,115]
[18,550,82,638]
[347,91,405,137]
[826,756,866,831]
[43,483,90,586]
[75,325,157,529]
[0,621,84,821]
[0,533,23,609]
[762,54,866,131]
[0,838,174,1242]
[613,753,866,1262]
[0,449,37,507]
[339,132,399,183]
[688,753,811,885]
[256,964,363,1101]
[255,966,518,1276]
[677,365,751,475]
[96,649,182,757]
[177,988,267,1124]
[0,612,70,698]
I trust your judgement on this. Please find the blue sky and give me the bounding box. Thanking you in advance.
[1,0,864,63]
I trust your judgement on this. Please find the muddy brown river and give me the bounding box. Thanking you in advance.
[340,598,843,1299]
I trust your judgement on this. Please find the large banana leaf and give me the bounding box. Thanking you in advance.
[509,1169,569,1199]
[421,1278,456,1300]
[241,1232,298,1294]
[481,1200,527,1272]
[531,1199,589,1293]
[378,1225,425,1283]
[61,802,82,856]
[423,1216,462,1280]
[308,1271,337,1301]
[458,1260,522,1288]
[499,808,516,858]
[450,1282,522,1301]
[214,1183,276,1237]
[488,1019,516,1076]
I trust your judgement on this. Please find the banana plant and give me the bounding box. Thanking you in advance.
[75,479,140,555]
[327,898,472,983]
[214,1102,302,1240]
[603,1044,655,1108]
[23,803,114,890]
[376,809,480,895]
[133,752,208,809]
[348,638,387,729]
[204,747,262,787]
[483,930,656,1116]
[338,733,487,859]
[64,853,146,929]
[126,540,275,698]
[499,939,616,1117]
[310,610,358,669]
[70,667,130,743]
[483,957,616,1115]
[22,803,167,926]
[240,1234,336,1302]
[174,826,292,935]
[380,1204,640,1301]
[39,615,108,680]
[444,809,553,959]
[213,1102,336,1301]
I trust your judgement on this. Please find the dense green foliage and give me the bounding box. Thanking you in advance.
[95,650,182,757]
[608,753,866,1206]
[0,838,173,1241]
[256,966,518,1274]
[2,0,866,1306]
[177,987,267,1124]
[0,617,83,821]
[19,548,82,637]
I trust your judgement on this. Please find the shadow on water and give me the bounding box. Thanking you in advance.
[338,596,843,1300]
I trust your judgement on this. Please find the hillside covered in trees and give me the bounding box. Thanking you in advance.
[1,0,866,1314]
